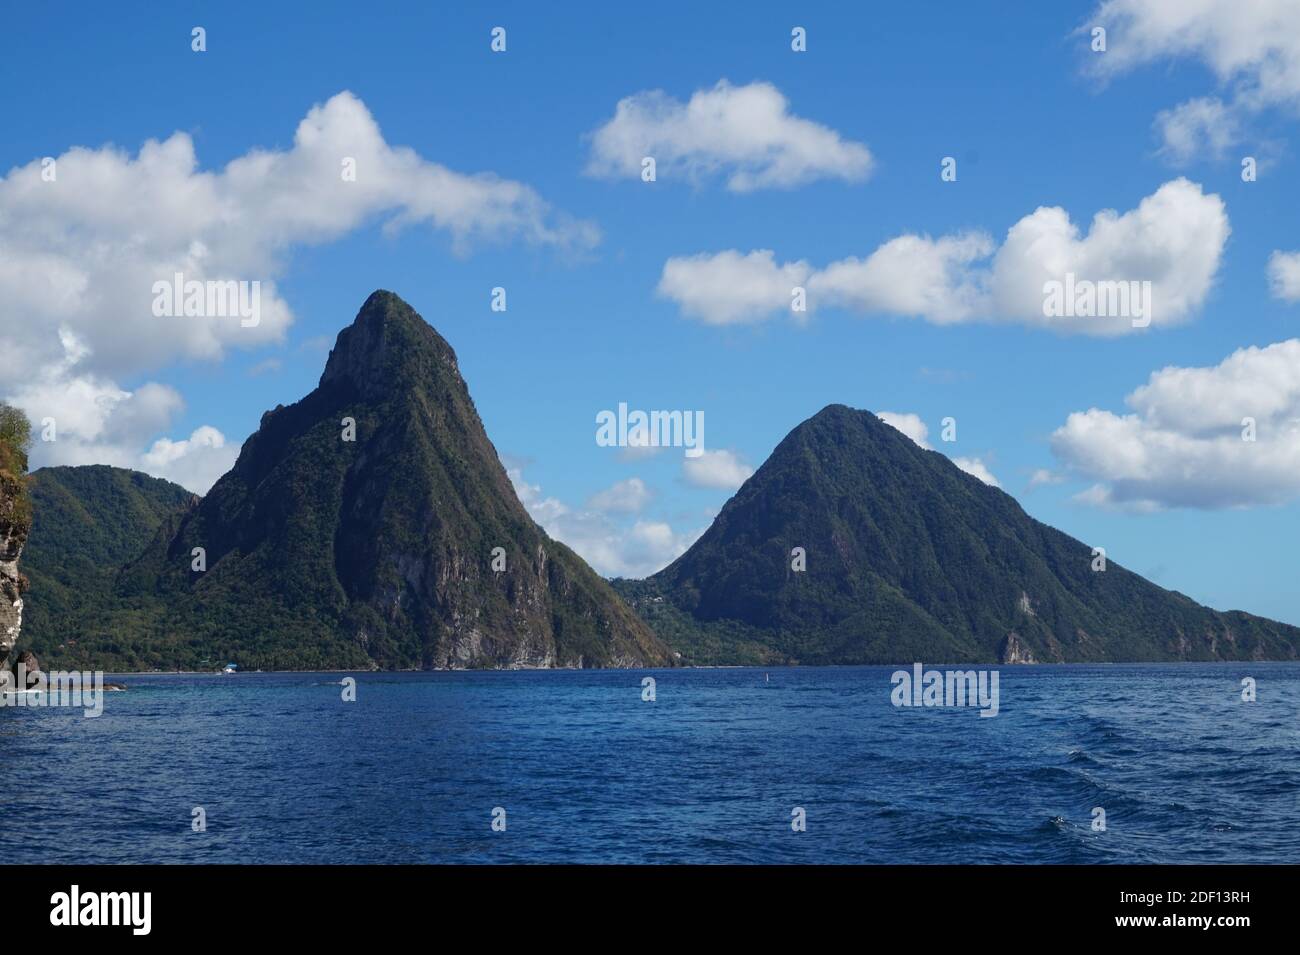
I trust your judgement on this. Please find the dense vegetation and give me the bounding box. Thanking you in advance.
[21,466,194,669]
[23,291,670,671]
[624,404,1300,665]
[0,402,32,527]
[19,365,1300,670]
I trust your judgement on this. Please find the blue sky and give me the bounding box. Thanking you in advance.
[3,2,1300,622]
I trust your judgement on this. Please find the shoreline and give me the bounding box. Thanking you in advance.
[62,658,1298,677]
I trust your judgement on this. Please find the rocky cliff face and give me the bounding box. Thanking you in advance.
[0,466,30,666]
[1000,632,1037,664]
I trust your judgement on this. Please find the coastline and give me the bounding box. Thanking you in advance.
[82,658,1295,676]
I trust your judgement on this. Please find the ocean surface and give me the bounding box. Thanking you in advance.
[2,664,1297,864]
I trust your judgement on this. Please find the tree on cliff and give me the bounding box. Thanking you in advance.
[0,402,31,474]
[0,402,32,528]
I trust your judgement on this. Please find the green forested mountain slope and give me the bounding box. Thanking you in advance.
[23,466,192,662]
[617,404,1300,665]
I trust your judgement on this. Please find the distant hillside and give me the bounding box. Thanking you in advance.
[616,404,1300,665]
[22,465,192,665]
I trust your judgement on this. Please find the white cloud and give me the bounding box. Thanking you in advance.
[139,426,238,494]
[1268,250,1300,302]
[1085,0,1300,162]
[878,411,999,486]
[1028,468,1065,490]
[1153,97,1242,163]
[1072,482,1164,514]
[814,234,994,324]
[587,477,652,513]
[586,80,873,191]
[1051,338,1300,509]
[876,412,932,448]
[657,249,810,325]
[6,331,236,493]
[1,90,595,386]
[508,467,699,578]
[682,449,754,490]
[988,178,1227,333]
[618,443,664,462]
[660,179,1227,333]
[952,457,1001,488]
[621,521,696,573]
[247,357,283,377]
[1,91,592,492]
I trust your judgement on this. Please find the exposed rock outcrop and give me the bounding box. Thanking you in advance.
[1000,632,1037,665]
[0,463,30,669]
[13,649,40,687]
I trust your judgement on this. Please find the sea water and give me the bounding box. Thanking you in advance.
[1,664,1296,863]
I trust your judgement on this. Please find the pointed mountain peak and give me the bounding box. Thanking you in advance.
[320,289,461,398]
[353,289,422,328]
